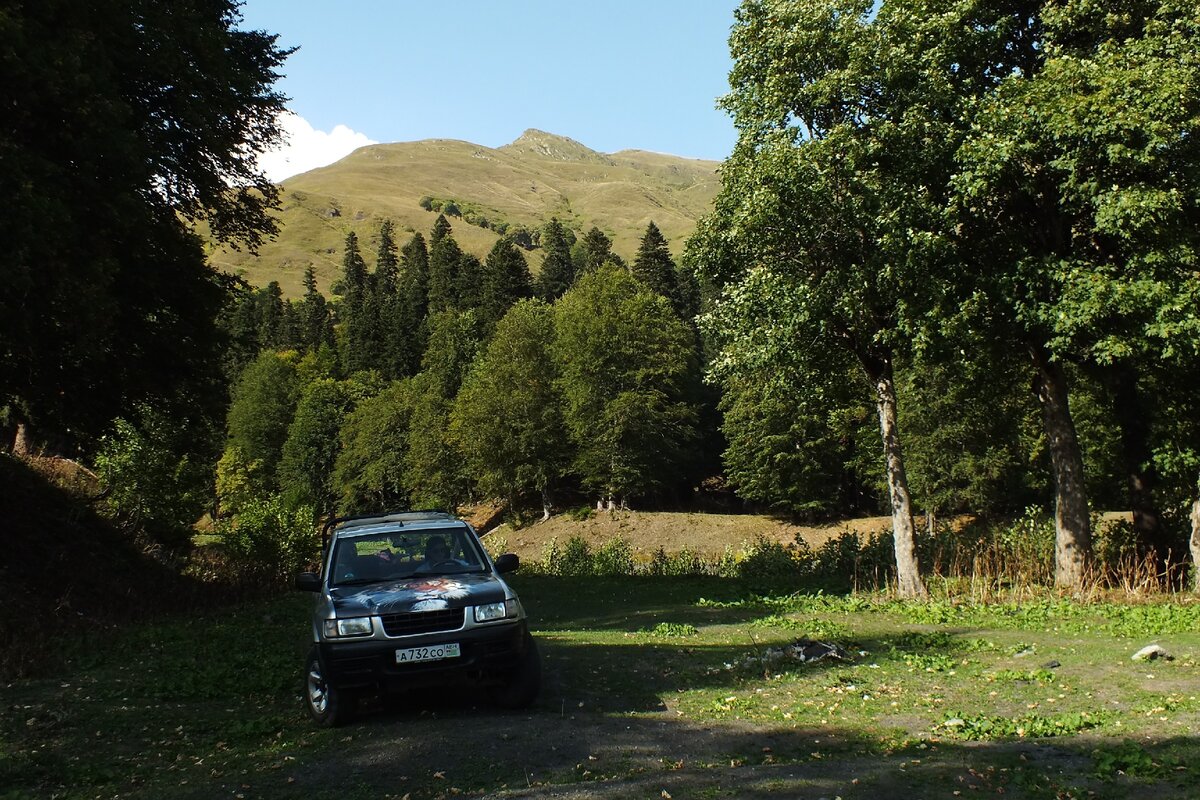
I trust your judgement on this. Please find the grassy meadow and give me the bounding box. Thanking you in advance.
[208,130,720,296]
[3,569,1198,800]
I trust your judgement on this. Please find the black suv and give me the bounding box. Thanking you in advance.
[295,511,539,726]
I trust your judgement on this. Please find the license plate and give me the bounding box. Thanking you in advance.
[396,643,461,664]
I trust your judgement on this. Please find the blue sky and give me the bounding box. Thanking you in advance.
[237,1,741,180]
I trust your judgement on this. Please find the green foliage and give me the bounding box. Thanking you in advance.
[215,495,318,584]
[215,445,266,517]
[540,535,595,577]
[0,0,289,448]
[403,311,484,509]
[1092,741,1172,780]
[93,404,211,540]
[576,227,623,273]
[593,537,636,577]
[553,266,700,503]
[732,535,805,588]
[536,217,578,301]
[631,221,680,311]
[427,215,460,312]
[225,351,301,486]
[899,352,1047,518]
[646,546,708,577]
[939,710,1104,741]
[641,622,698,638]
[719,364,875,518]
[450,300,570,509]
[479,237,534,330]
[278,377,372,515]
[333,380,413,514]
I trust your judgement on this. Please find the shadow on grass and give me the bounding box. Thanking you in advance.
[297,698,1200,800]
[6,574,1198,800]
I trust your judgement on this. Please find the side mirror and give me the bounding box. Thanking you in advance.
[493,553,520,574]
[294,572,321,592]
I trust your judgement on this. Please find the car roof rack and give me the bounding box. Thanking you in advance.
[320,510,457,549]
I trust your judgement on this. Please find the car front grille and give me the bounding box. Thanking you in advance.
[380,608,464,637]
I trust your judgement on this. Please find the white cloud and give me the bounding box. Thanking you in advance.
[256,112,377,183]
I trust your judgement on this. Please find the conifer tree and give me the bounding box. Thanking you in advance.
[338,231,375,375]
[339,231,368,299]
[375,219,399,294]
[536,217,577,301]
[390,233,430,377]
[631,222,679,308]
[256,281,287,349]
[427,215,461,313]
[456,253,484,311]
[577,227,623,274]
[298,265,333,352]
[481,238,534,330]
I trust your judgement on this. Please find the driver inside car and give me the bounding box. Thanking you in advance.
[423,536,454,564]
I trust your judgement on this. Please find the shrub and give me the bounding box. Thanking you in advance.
[541,535,596,576]
[215,495,317,585]
[735,534,805,588]
[594,537,634,576]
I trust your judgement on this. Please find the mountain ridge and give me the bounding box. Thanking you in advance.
[207,130,722,296]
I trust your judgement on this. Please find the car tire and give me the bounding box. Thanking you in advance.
[304,647,353,727]
[491,632,541,709]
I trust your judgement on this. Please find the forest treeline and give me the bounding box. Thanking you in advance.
[3,0,1199,596]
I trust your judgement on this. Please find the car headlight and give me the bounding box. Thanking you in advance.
[323,617,373,638]
[474,600,520,623]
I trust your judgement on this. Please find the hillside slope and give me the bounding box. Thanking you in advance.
[209,129,721,296]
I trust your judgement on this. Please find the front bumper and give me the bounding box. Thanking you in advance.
[317,619,529,692]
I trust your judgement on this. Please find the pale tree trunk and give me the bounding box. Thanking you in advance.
[1190,482,1200,593]
[870,359,927,599]
[539,487,552,522]
[1030,345,1092,589]
[12,421,31,456]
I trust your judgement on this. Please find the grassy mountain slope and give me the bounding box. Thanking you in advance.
[209,129,721,296]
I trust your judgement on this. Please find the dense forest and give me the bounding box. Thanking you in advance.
[3,0,1200,598]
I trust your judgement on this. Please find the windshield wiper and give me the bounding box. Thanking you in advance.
[334,577,390,587]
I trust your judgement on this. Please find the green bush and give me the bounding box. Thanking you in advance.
[93,403,211,545]
[734,535,805,588]
[593,537,634,576]
[647,546,709,576]
[215,495,317,585]
[541,535,596,576]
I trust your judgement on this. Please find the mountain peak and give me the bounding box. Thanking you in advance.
[501,129,614,165]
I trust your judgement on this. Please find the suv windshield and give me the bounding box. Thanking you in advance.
[330,527,486,586]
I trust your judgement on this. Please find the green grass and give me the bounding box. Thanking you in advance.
[206,130,720,296]
[3,576,1199,799]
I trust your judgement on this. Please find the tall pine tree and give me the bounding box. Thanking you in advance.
[631,222,680,310]
[536,217,577,301]
[481,237,534,330]
[427,215,461,313]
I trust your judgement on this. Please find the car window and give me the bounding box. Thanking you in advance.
[331,527,485,584]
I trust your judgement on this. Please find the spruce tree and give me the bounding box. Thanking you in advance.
[375,219,399,294]
[455,253,483,311]
[577,227,622,274]
[390,233,430,377]
[536,217,577,301]
[481,238,534,330]
[339,231,375,375]
[256,282,287,349]
[299,265,333,352]
[631,222,679,308]
[427,216,461,313]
